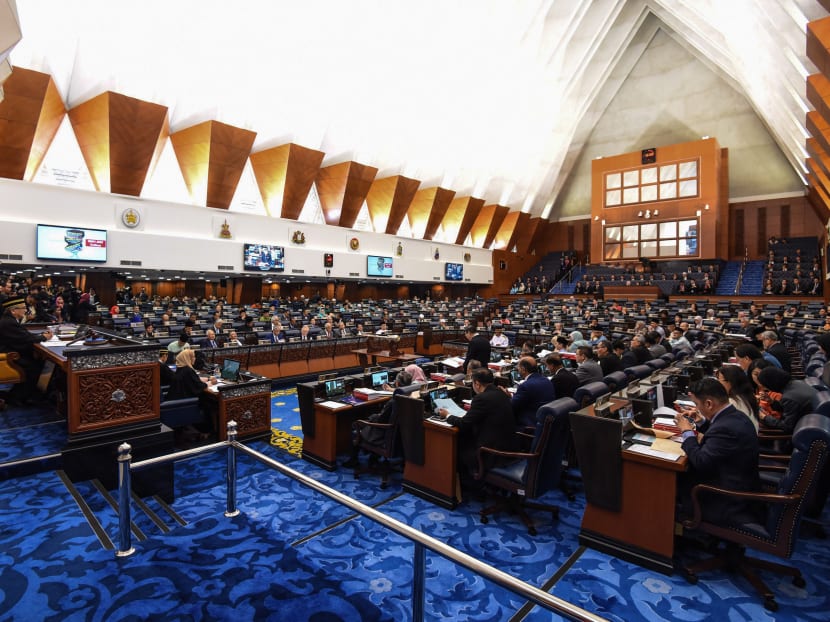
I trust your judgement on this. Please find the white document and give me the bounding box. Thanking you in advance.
[320,400,349,409]
[443,356,466,369]
[434,397,466,418]
[627,443,681,461]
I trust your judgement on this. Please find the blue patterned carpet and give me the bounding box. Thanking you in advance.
[0,389,828,620]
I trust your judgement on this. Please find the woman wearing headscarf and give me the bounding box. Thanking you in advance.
[166,349,217,401]
[404,363,427,384]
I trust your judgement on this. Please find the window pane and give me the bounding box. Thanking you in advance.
[622,225,639,242]
[640,241,657,257]
[623,170,639,187]
[659,221,677,238]
[679,219,697,237]
[678,179,698,197]
[659,182,677,199]
[660,164,677,181]
[606,189,621,207]
[623,187,639,204]
[659,240,677,256]
[604,243,621,260]
[641,184,657,202]
[605,226,621,242]
[640,223,657,240]
[678,160,697,179]
[606,173,621,189]
[622,242,639,258]
[641,167,657,184]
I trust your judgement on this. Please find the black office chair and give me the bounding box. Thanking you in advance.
[350,408,402,489]
[602,371,628,393]
[160,397,205,429]
[476,397,577,535]
[680,414,830,612]
[573,381,609,408]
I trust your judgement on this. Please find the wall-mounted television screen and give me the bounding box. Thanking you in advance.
[367,255,393,277]
[243,243,285,272]
[36,224,108,262]
[445,262,463,281]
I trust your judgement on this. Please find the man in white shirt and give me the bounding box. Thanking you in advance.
[489,326,509,348]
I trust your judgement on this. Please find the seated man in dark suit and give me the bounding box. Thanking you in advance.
[0,297,53,403]
[675,378,760,526]
[544,353,579,399]
[199,329,220,349]
[436,368,516,490]
[509,356,555,428]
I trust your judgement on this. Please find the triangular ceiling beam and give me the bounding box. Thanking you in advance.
[366,174,421,235]
[315,160,378,228]
[0,66,64,181]
[70,91,168,196]
[250,142,325,219]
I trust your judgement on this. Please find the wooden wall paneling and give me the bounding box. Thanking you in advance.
[365,175,420,234]
[514,217,541,255]
[807,138,830,180]
[0,67,65,181]
[582,221,591,258]
[493,211,524,251]
[419,187,456,240]
[733,208,745,258]
[807,112,830,157]
[757,206,767,252]
[717,148,729,262]
[249,143,325,219]
[807,74,830,121]
[781,204,791,239]
[482,205,509,250]
[807,180,830,222]
[453,197,485,246]
[315,161,378,228]
[470,204,496,247]
[108,93,169,196]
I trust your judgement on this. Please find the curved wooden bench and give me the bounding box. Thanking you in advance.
[0,352,25,385]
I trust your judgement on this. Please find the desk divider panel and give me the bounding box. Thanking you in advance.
[569,412,623,511]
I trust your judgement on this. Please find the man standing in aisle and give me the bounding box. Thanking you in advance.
[463,325,491,373]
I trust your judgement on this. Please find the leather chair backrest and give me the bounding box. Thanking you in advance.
[527,397,578,496]
[767,414,830,555]
[626,365,652,380]
[602,371,628,392]
[573,381,610,408]
[646,358,668,370]
[809,391,830,418]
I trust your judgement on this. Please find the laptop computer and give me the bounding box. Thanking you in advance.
[220,358,241,381]
[371,370,389,389]
[324,378,346,400]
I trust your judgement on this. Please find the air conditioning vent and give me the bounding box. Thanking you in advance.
[349,272,360,277]
[291,269,304,274]
[217,265,234,271]
[9,254,22,260]
[120,260,142,266]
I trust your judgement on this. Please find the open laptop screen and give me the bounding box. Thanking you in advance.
[221,358,241,381]
[371,370,388,388]
[325,378,346,398]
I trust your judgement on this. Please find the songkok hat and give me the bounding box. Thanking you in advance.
[2,297,25,309]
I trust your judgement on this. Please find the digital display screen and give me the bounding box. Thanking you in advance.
[371,371,388,387]
[324,253,334,268]
[367,255,393,277]
[36,224,107,262]
[325,378,345,397]
[445,262,463,281]
[243,243,285,272]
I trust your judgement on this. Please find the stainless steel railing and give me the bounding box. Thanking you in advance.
[116,421,606,622]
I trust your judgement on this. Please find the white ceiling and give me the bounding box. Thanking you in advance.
[6,0,827,222]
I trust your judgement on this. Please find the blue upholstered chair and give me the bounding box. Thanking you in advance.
[681,414,830,612]
[645,358,668,371]
[476,397,578,535]
[602,371,628,393]
[625,364,653,381]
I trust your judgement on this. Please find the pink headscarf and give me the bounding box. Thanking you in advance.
[404,363,427,383]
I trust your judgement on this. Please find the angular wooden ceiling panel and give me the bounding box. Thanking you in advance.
[470,204,496,247]
[366,175,421,234]
[170,120,256,209]
[417,187,455,241]
[494,211,527,251]
[69,91,168,196]
[0,66,65,181]
[315,161,378,227]
[442,196,484,246]
[249,143,325,219]
[483,205,509,250]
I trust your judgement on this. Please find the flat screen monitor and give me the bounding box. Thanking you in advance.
[687,365,705,383]
[324,378,346,398]
[243,243,285,272]
[643,385,658,407]
[424,387,449,414]
[630,398,654,427]
[221,358,241,381]
[36,224,107,262]
[445,262,463,281]
[371,370,388,388]
[367,255,393,277]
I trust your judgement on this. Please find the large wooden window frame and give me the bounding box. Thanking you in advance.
[603,218,699,260]
[604,159,699,208]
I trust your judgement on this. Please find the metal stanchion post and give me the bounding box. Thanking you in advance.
[225,420,240,517]
[412,542,425,622]
[116,442,135,557]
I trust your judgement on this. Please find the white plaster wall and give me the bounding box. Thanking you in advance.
[555,29,804,219]
[0,179,493,285]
